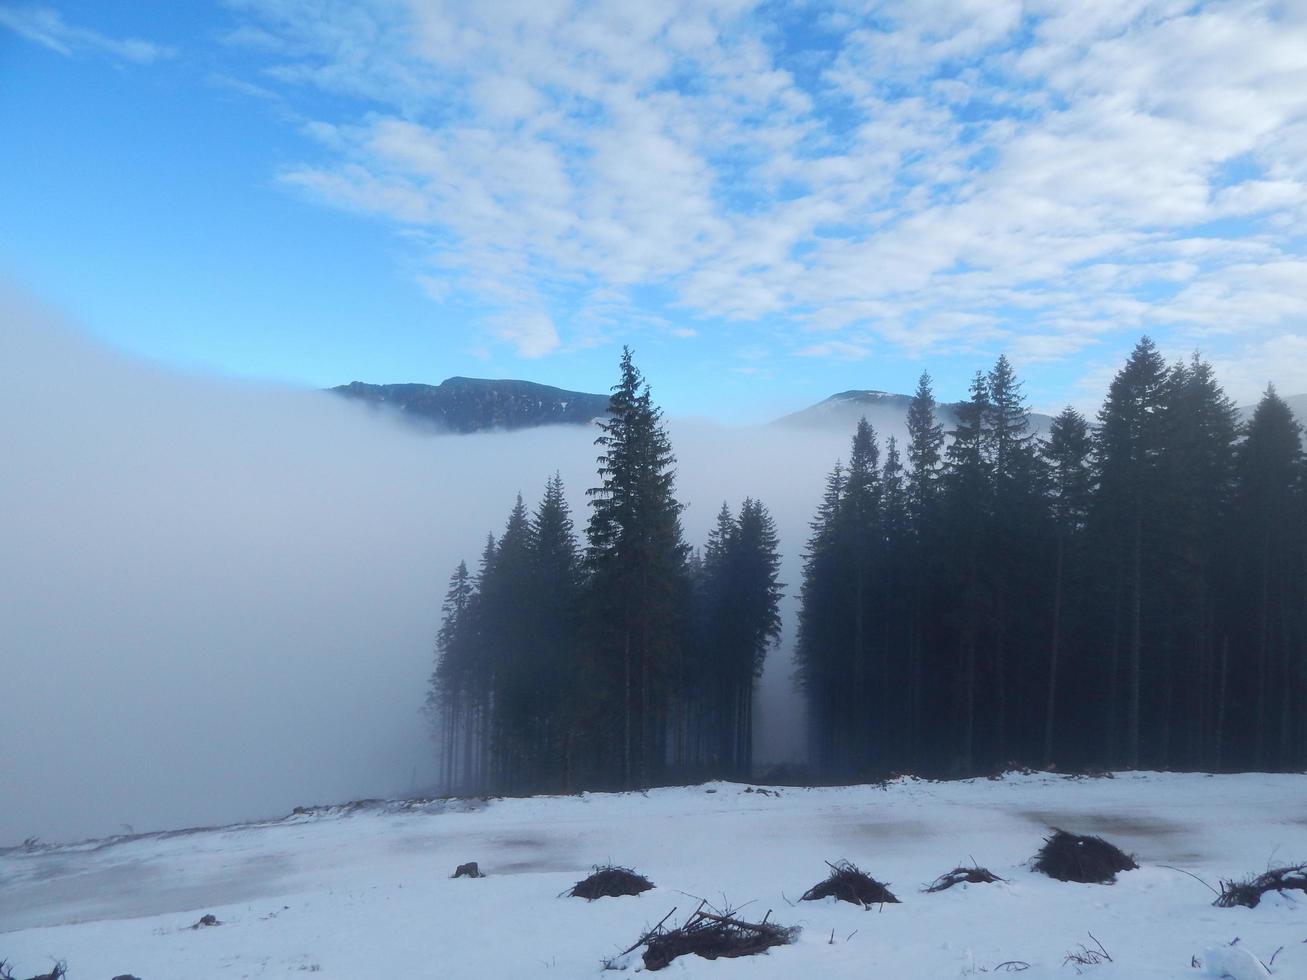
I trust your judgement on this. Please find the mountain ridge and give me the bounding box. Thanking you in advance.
[330,377,1306,436]
[330,377,612,433]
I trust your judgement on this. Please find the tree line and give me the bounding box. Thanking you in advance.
[798,338,1307,778]
[425,349,783,795]
[428,338,1306,794]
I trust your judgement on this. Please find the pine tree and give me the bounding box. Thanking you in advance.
[904,373,944,767]
[942,371,993,772]
[529,473,581,790]
[1154,354,1238,767]
[879,436,913,761]
[428,560,476,793]
[796,463,847,775]
[841,417,883,772]
[481,494,537,792]
[984,356,1045,761]
[1092,337,1168,768]
[906,372,945,523]
[1042,407,1091,765]
[1227,387,1304,769]
[730,498,784,775]
[585,348,690,788]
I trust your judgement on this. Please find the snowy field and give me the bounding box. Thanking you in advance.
[3,772,1305,979]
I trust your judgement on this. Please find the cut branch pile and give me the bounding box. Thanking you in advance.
[618,902,798,971]
[801,860,899,906]
[1033,828,1137,884]
[0,962,67,980]
[567,865,654,900]
[924,865,1005,892]
[1214,863,1307,908]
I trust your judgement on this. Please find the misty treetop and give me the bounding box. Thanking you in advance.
[429,340,1306,795]
[426,348,784,795]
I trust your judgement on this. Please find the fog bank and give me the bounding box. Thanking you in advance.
[0,295,909,845]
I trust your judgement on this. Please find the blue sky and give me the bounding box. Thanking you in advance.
[3,1,1306,421]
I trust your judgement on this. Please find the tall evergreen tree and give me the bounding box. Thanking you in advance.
[1154,354,1238,767]
[796,462,846,773]
[1226,387,1305,769]
[1091,337,1168,768]
[529,473,582,790]
[942,371,993,772]
[585,348,690,788]
[906,372,945,523]
[904,373,945,767]
[1041,407,1091,765]
[841,418,883,772]
[984,356,1046,760]
[427,560,476,793]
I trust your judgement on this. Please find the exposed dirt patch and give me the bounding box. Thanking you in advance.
[490,835,550,849]
[1021,811,1183,839]
[843,819,931,841]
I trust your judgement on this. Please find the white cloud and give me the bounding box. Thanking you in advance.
[489,310,561,358]
[224,0,1307,380]
[0,4,175,63]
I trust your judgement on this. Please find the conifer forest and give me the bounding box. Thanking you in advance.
[427,339,1307,794]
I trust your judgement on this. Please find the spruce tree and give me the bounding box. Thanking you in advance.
[797,463,847,775]
[1227,387,1304,768]
[530,473,581,790]
[428,560,476,793]
[942,371,993,772]
[839,418,883,774]
[1042,407,1091,765]
[585,347,690,788]
[1091,336,1168,768]
[731,498,784,775]
[904,373,944,767]
[1154,354,1238,767]
[906,372,945,522]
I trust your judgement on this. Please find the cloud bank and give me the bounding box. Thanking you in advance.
[222,0,1307,377]
[0,295,896,845]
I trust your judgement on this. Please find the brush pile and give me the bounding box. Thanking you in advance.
[567,865,653,899]
[801,860,899,906]
[924,865,1005,892]
[0,962,67,980]
[618,902,798,971]
[1033,828,1137,884]
[1214,864,1307,908]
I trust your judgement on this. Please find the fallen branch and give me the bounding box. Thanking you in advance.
[615,901,798,971]
[924,865,1005,892]
[1215,864,1307,909]
[801,859,898,907]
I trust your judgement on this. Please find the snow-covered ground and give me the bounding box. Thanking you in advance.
[2,772,1305,978]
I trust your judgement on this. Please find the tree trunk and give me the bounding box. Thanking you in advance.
[1128,508,1142,770]
[1043,534,1064,766]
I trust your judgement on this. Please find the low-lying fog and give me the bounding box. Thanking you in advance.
[0,294,913,846]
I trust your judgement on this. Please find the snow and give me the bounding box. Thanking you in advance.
[1202,943,1272,979]
[2,772,1305,978]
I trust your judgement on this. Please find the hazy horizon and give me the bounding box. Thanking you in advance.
[4,294,935,845]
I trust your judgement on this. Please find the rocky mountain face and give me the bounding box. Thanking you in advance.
[330,378,611,433]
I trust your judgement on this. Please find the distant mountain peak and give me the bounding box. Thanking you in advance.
[330,377,610,433]
[775,388,1053,433]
